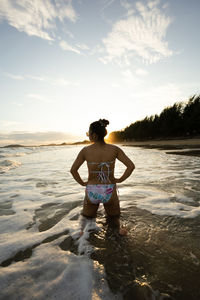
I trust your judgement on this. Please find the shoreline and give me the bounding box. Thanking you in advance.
[0,141,90,148]
[119,138,200,157]
[1,137,200,157]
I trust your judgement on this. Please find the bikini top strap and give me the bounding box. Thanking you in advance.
[87,160,115,165]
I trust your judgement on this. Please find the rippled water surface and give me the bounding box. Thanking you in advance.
[0,145,200,299]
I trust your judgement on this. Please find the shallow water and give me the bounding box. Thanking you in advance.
[0,145,200,299]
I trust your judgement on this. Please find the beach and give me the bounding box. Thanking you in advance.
[119,137,200,157]
[0,144,200,299]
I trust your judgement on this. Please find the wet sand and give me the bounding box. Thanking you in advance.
[120,138,200,157]
[89,209,200,300]
[1,202,200,300]
[165,150,200,157]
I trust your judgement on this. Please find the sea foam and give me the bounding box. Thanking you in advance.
[0,159,21,173]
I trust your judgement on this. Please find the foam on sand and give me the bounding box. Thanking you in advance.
[121,187,200,218]
[0,241,121,300]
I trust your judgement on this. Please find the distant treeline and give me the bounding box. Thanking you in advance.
[109,94,200,142]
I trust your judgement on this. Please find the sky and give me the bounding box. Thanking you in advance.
[0,0,200,145]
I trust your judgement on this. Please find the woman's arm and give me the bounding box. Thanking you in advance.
[70,148,87,186]
[115,147,135,183]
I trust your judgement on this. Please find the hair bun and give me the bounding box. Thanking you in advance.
[99,119,109,127]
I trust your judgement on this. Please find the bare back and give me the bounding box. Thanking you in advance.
[84,143,118,184]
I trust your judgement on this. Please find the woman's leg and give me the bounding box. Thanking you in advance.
[103,186,127,235]
[82,192,99,218]
[79,191,99,234]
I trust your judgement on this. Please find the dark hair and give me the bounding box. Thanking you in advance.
[89,119,109,141]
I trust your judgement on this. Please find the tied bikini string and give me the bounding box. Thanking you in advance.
[98,162,111,183]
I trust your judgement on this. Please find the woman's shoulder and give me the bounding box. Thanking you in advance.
[104,143,123,157]
[106,143,118,149]
[83,144,93,151]
[81,144,95,155]
[106,143,121,151]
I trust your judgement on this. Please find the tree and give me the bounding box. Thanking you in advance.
[109,94,200,141]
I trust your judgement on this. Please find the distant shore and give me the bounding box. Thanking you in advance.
[1,137,200,157]
[120,137,200,148]
[0,140,90,148]
[120,137,200,157]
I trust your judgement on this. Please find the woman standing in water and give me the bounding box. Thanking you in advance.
[70,119,135,235]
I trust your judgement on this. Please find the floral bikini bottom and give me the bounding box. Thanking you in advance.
[86,184,115,204]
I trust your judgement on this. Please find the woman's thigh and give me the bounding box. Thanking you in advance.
[103,186,120,216]
[82,192,99,218]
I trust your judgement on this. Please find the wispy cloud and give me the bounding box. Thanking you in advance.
[5,73,25,80]
[59,40,90,55]
[27,74,78,86]
[122,69,144,86]
[101,0,173,65]
[52,78,78,87]
[111,68,145,89]
[59,40,81,54]
[120,0,135,17]
[27,94,53,104]
[0,0,77,41]
[76,43,90,51]
[4,72,78,86]
[26,75,46,81]
[101,0,116,13]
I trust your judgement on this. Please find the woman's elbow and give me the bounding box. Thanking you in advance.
[70,167,76,174]
[130,162,135,171]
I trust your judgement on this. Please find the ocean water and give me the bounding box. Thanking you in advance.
[0,145,200,299]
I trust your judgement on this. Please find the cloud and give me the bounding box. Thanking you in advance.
[76,43,90,50]
[59,40,81,54]
[101,0,116,13]
[55,0,77,22]
[27,74,78,86]
[101,0,173,65]
[27,75,46,81]
[0,0,77,41]
[59,40,90,55]
[52,78,78,87]
[0,131,78,146]
[120,0,135,16]
[122,69,144,86]
[4,72,78,86]
[111,68,145,88]
[27,94,53,103]
[59,40,90,53]
[5,73,25,80]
